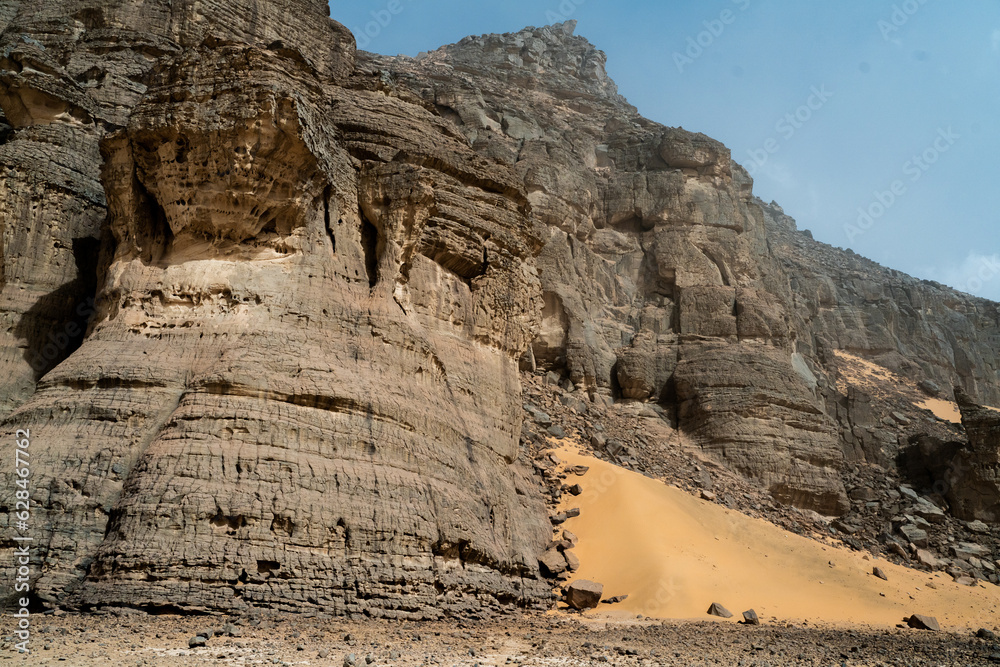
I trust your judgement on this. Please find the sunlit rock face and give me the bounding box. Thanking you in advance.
[0,0,550,617]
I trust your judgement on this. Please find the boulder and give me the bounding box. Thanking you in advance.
[967,520,991,534]
[916,549,940,568]
[741,609,760,625]
[707,602,734,618]
[918,380,942,397]
[906,614,940,631]
[910,502,947,525]
[849,487,880,502]
[559,394,589,414]
[565,580,603,610]
[539,548,568,577]
[601,594,628,605]
[899,524,929,548]
[951,543,991,560]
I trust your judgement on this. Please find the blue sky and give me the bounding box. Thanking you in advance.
[331,0,1000,301]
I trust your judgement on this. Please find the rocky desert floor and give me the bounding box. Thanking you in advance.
[3,611,1000,666]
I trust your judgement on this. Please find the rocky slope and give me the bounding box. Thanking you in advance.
[1,6,998,617]
[367,21,1000,516]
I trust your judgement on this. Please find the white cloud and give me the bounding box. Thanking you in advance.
[924,251,1000,301]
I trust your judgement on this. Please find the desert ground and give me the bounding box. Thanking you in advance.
[1,610,999,666]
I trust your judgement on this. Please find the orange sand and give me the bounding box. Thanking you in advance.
[832,350,1000,424]
[914,397,1000,422]
[832,350,907,395]
[916,398,963,424]
[553,444,1000,630]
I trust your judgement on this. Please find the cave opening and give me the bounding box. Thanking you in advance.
[360,214,379,288]
[323,186,335,254]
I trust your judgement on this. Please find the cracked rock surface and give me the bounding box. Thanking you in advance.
[1,5,999,618]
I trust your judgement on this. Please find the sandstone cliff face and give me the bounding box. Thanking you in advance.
[763,202,1000,469]
[3,6,1000,617]
[0,0,550,617]
[895,389,1000,523]
[763,203,1000,409]
[368,23,847,514]
[368,21,1000,516]
[951,388,1000,522]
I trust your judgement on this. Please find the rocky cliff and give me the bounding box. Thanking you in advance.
[1,6,998,617]
[367,21,1000,516]
[0,0,550,618]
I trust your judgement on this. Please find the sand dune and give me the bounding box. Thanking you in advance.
[553,444,1000,630]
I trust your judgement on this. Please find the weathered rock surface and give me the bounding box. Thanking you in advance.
[952,388,1000,522]
[370,22,1000,516]
[707,602,734,618]
[564,579,603,610]
[767,205,1000,409]
[0,0,550,617]
[368,22,849,514]
[906,614,941,632]
[2,4,1000,618]
[897,390,1000,524]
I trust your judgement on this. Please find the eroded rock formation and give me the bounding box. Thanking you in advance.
[895,389,1000,523]
[0,0,548,617]
[2,5,999,617]
[952,388,1000,522]
[369,21,1000,516]
[369,23,846,514]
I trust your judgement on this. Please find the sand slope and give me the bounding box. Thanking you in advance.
[915,398,963,424]
[554,445,1000,630]
[832,349,1000,424]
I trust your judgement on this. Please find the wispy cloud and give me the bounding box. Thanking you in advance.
[991,28,1000,52]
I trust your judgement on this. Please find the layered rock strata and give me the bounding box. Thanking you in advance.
[368,21,1000,515]
[0,0,549,617]
[2,6,1000,617]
